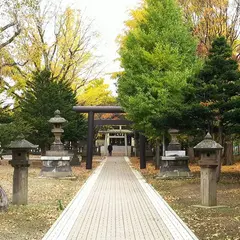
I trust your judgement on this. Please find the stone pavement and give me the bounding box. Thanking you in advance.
[43,157,198,240]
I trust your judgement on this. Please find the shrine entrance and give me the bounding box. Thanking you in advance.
[98,128,133,156]
[73,106,147,169]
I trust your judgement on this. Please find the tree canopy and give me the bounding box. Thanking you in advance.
[117,0,198,137]
[77,79,116,106]
[182,37,240,140]
[18,70,87,152]
[0,0,100,105]
[178,0,240,57]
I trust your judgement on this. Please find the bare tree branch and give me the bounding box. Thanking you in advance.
[0,28,21,50]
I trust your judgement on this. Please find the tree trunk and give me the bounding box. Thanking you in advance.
[216,120,224,181]
[162,133,165,156]
[223,141,233,165]
[218,120,224,146]
[0,186,8,212]
[40,145,47,156]
[155,140,160,170]
[187,147,195,163]
[216,149,222,182]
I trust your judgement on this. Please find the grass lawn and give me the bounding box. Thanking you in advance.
[130,157,240,240]
[0,158,100,240]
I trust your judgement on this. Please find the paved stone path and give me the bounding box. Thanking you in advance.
[43,157,198,240]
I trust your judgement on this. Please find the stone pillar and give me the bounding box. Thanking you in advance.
[70,142,80,166]
[106,133,110,146]
[12,164,29,205]
[124,133,128,156]
[201,167,217,206]
[104,134,108,155]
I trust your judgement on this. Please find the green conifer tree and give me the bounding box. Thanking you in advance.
[19,70,87,153]
[182,37,240,164]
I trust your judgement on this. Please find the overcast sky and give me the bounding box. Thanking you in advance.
[66,0,142,93]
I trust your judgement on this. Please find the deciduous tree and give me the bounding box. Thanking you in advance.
[77,79,116,106]
[117,0,198,138]
[1,1,100,104]
[178,0,240,57]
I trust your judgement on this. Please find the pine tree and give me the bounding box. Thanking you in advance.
[183,37,240,164]
[19,70,87,153]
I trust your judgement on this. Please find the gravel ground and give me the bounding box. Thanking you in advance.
[0,158,100,240]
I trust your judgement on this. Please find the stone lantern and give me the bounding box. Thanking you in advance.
[40,110,72,177]
[48,109,67,151]
[167,129,181,150]
[159,129,192,178]
[194,132,223,207]
[7,135,38,205]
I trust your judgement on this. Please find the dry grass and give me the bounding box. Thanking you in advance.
[0,158,100,240]
[130,157,240,240]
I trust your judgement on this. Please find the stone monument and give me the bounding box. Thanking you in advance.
[40,110,72,178]
[159,129,192,179]
[70,141,81,166]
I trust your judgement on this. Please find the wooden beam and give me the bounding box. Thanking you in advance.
[73,106,124,113]
[94,119,132,126]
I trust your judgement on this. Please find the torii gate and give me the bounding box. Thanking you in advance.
[73,106,146,169]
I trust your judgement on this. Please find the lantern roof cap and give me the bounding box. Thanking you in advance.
[7,134,38,149]
[168,129,179,134]
[48,110,67,124]
[194,132,223,150]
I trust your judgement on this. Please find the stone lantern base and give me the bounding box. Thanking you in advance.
[40,151,72,178]
[158,151,192,179]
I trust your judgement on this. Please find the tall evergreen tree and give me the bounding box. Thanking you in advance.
[0,107,32,148]
[117,0,198,138]
[182,37,240,164]
[18,70,87,153]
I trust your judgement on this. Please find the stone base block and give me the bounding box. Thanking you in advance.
[159,156,192,179]
[192,205,228,209]
[40,156,72,178]
[158,170,193,179]
[40,169,72,178]
[45,151,71,156]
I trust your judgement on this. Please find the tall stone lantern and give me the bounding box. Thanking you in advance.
[48,110,66,151]
[7,135,38,205]
[194,133,223,207]
[40,110,72,178]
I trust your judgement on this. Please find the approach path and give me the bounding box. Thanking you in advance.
[43,156,198,240]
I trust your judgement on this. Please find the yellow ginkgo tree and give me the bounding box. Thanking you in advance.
[1,0,100,104]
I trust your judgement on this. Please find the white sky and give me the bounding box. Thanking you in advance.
[67,0,142,93]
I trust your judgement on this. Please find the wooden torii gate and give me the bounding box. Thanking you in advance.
[73,106,146,169]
